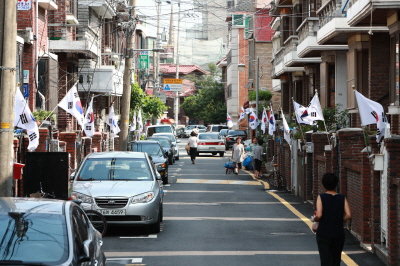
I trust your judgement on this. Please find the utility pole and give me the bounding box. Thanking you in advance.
[255,57,259,137]
[174,0,181,125]
[119,0,136,151]
[0,0,17,196]
[153,0,161,125]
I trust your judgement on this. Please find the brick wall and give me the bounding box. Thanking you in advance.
[385,137,400,265]
[59,132,78,169]
[311,132,329,204]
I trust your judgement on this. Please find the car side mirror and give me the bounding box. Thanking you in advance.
[156,172,162,180]
[79,240,94,264]
[70,172,75,181]
[177,139,181,143]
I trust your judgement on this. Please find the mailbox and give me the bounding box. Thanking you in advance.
[13,163,25,179]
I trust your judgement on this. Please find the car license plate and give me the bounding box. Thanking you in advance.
[98,209,126,216]
[209,147,216,150]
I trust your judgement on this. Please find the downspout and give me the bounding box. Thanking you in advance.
[35,0,39,110]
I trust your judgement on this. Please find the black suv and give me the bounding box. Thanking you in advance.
[224,130,248,150]
[130,140,169,184]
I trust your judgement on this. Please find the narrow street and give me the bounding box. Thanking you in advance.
[103,141,384,266]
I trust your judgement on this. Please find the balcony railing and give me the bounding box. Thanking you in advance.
[298,18,319,44]
[317,0,343,28]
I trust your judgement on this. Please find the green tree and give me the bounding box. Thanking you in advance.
[180,63,226,124]
[130,83,168,121]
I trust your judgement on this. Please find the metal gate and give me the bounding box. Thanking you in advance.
[24,152,69,200]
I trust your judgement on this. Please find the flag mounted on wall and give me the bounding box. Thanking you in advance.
[58,84,85,127]
[227,113,233,128]
[354,89,387,142]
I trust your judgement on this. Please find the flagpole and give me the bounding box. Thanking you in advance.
[352,86,372,157]
[313,90,331,148]
[291,97,306,144]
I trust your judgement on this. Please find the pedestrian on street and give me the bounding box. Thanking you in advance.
[314,172,352,266]
[253,139,264,179]
[188,131,199,164]
[231,137,245,175]
[246,136,258,170]
[192,126,199,135]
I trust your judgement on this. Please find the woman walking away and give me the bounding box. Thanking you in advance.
[314,173,351,266]
[253,139,264,179]
[187,131,199,164]
[231,137,245,175]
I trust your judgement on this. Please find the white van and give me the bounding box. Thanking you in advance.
[146,125,175,138]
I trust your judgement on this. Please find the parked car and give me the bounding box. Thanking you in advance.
[183,125,206,137]
[219,128,229,138]
[196,133,225,157]
[175,125,186,138]
[152,133,180,160]
[206,124,229,133]
[130,141,169,184]
[146,125,175,138]
[0,197,106,266]
[147,136,175,165]
[70,151,164,233]
[225,129,248,150]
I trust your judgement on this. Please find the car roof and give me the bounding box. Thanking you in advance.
[86,151,147,159]
[198,132,218,135]
[0,197,68,215]
[147,136,170,139]
[132,140,161,144]
[153,133,174,136]
[147,125,172,128]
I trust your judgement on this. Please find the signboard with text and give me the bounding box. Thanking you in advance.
[163,78,182,92]
[139,51,149,69]
[17,0,32,10]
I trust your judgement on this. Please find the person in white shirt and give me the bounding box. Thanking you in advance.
[192,126,199,135]
[187,131,199,164]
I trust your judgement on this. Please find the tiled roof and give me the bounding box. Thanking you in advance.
[159,64,209,75]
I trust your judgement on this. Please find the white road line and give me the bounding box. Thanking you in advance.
[120,235,158,239]
[105,250,323,256]
[163,217,301,221]
[107,258,143,263]
[163,190,234,193]
[164,202,301,205]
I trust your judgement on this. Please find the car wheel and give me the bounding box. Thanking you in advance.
[212,152,217,155]
[175,154,180,161]
[225,145,229,151]
[169,156,173,165]
[219,152,224,157]
[148,213,161,234]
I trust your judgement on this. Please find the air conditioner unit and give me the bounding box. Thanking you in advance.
[18,28,34,44]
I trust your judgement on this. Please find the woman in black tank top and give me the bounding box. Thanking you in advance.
[314,173,352,266]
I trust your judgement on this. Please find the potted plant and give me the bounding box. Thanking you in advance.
[32,110,56,127]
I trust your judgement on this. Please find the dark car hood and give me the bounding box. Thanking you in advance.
[152,156,167,164]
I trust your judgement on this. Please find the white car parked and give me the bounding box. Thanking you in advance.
[195,133,225,157]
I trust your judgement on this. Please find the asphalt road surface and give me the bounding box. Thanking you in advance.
[103,139,385,266]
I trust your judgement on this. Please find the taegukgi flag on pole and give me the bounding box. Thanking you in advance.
[58,84,85,127]
[304,93,324,122]
[107,105,120,138]
[238,107,245,121]
[137,109,143,132]
[293,100,314,125]
[249,110,258,130]
[354,90,387,142]
[281,110,291,149]
[227,113,233,128]
[268,105,276,136]
[261,108,267,134]
[14,89,39,151]
[84,97,95,137]
[130,110,137,131]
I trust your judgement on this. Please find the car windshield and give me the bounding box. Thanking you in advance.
[154,134,175,142]
[148,138,170,148]
[228,131,246,136]
[220,129,229,135]
[132,143,164,157]
[0,212,68,264]
[148,127,172,135]
[77,158,152,181]
[199,134,219,140]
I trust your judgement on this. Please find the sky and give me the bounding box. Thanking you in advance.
[136,0,202,39]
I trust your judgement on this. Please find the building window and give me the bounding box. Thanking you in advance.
[227,84,232,98]
[390,34,400,105]
[36,60,47,110]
